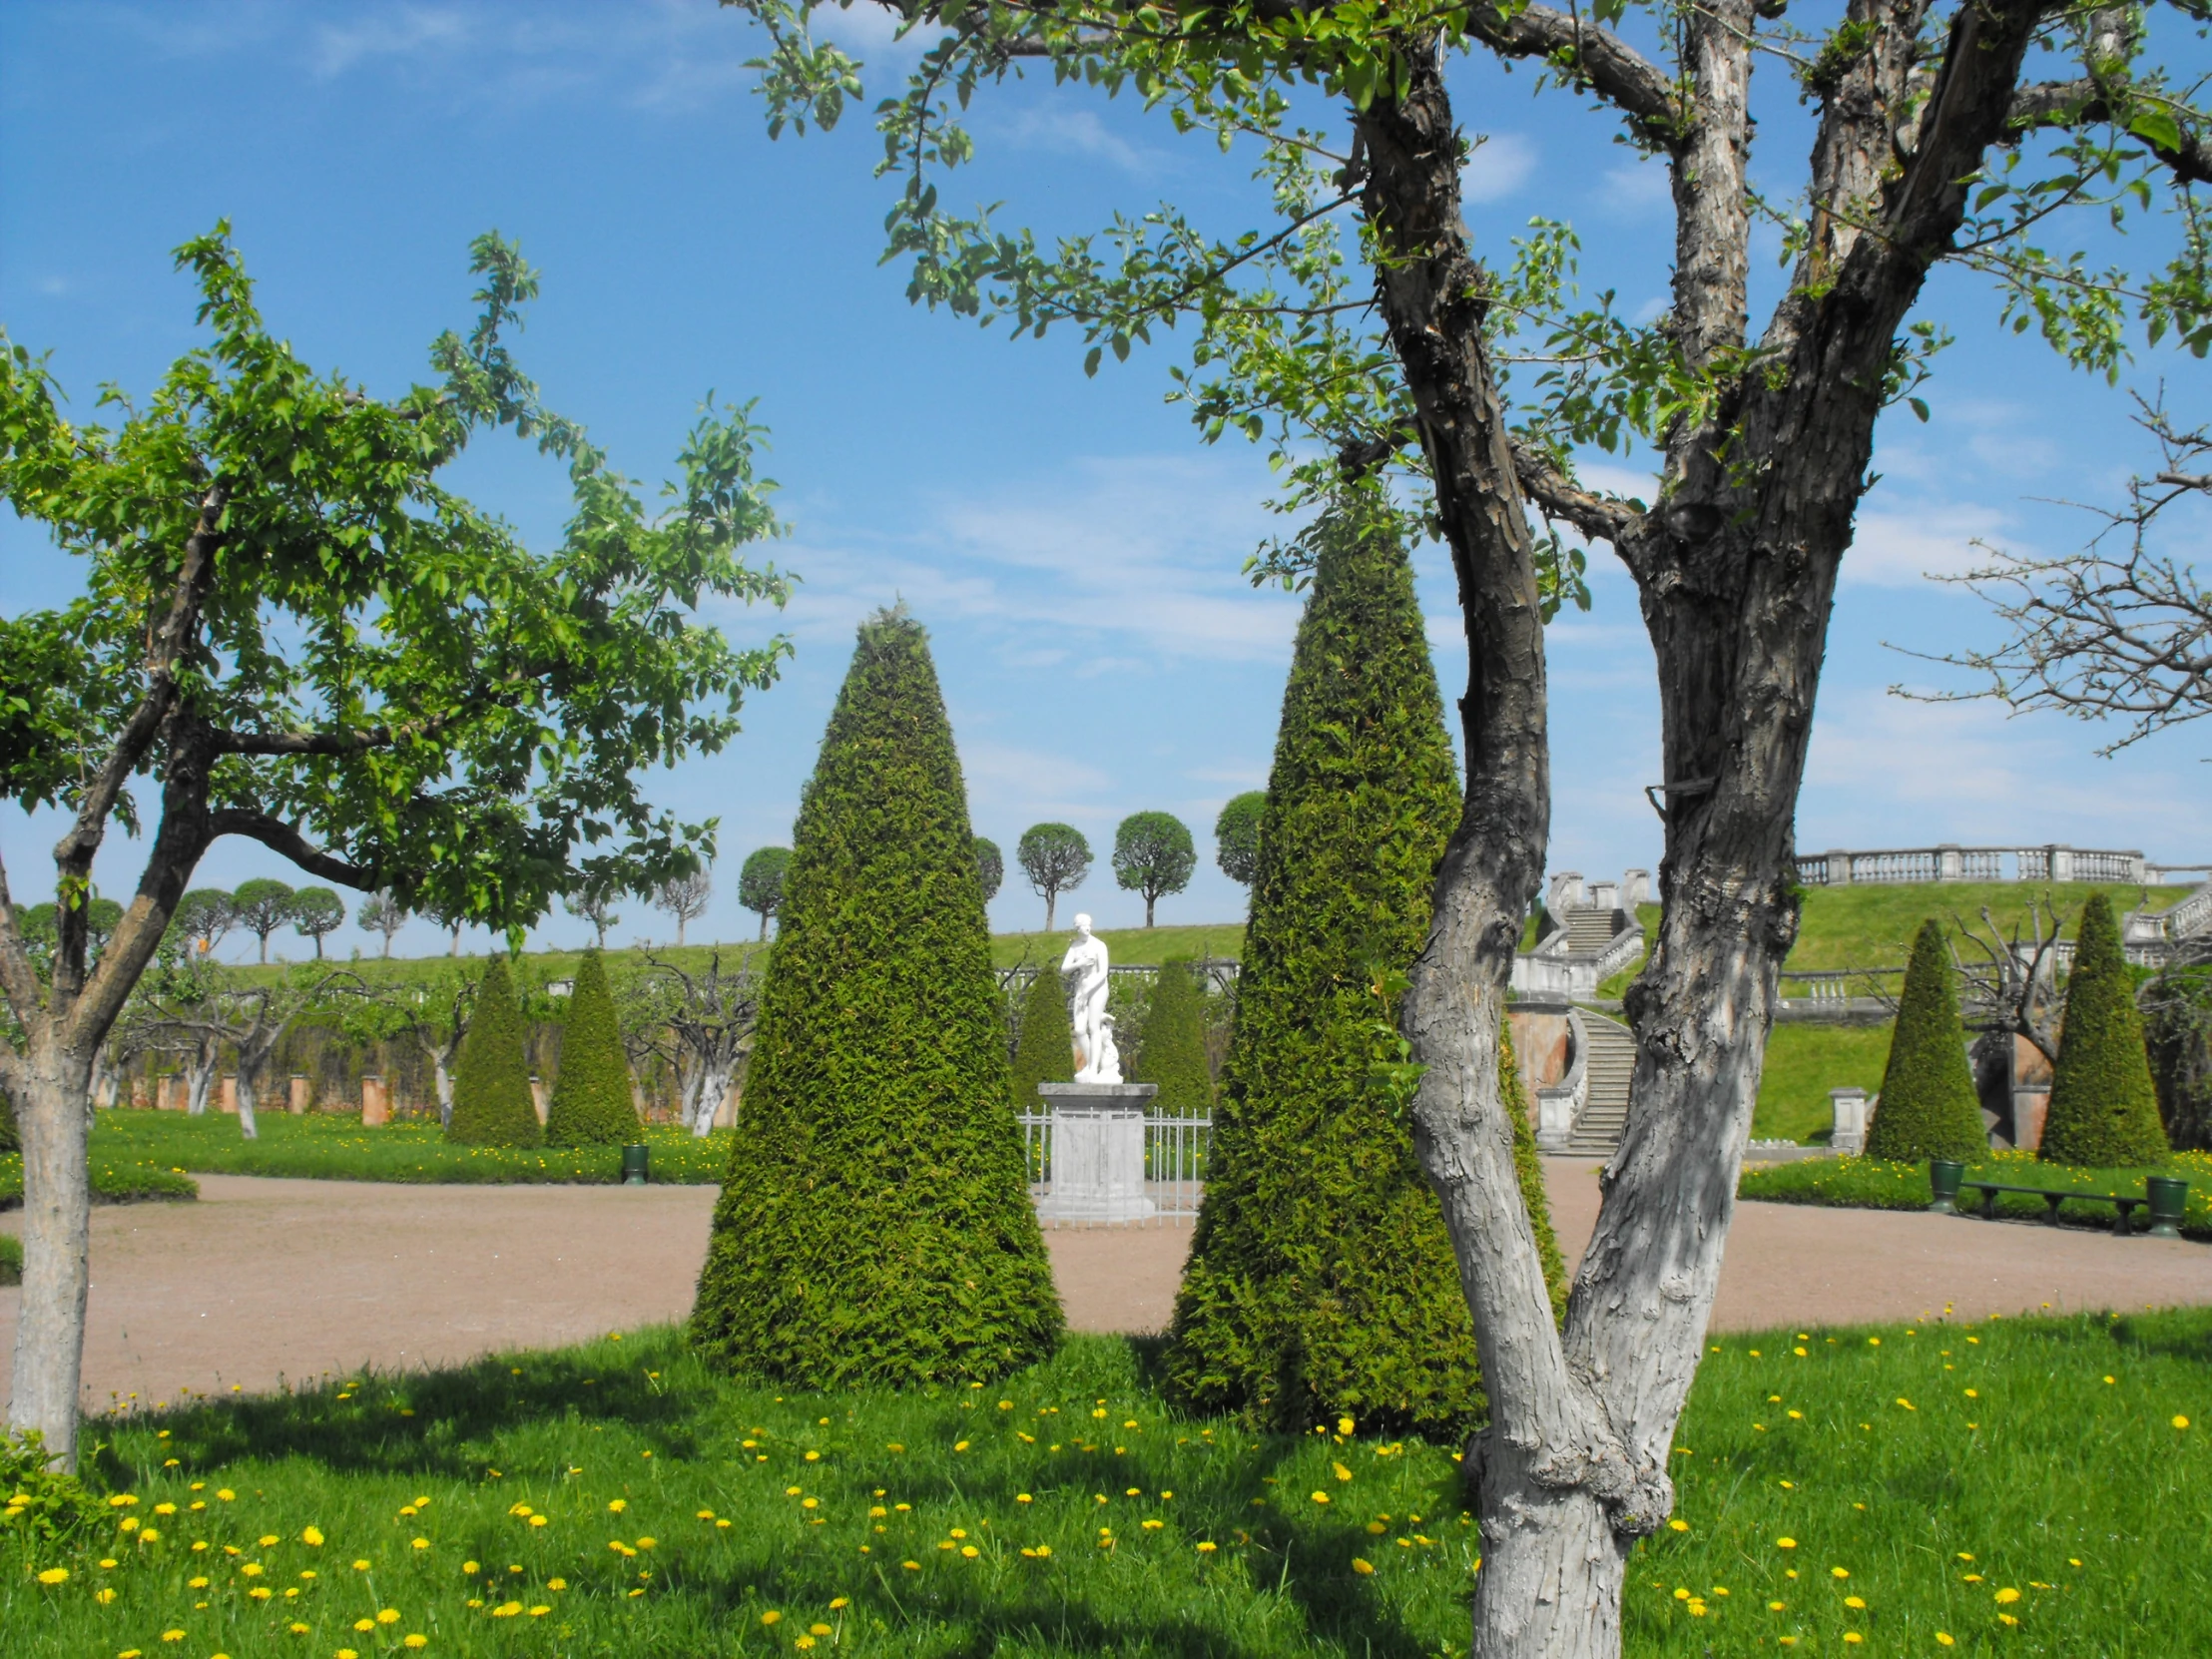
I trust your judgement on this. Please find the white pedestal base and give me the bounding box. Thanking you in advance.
[1036,1082,1158,1223]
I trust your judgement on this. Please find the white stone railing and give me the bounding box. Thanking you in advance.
[1532,1008,1588,1152]
[1018,1107,1210,1226]
[1793,844,2148,886]
[1591,927,1646,983]
[1511,920,1646,1000]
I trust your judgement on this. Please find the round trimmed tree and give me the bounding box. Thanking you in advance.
[1134,958,1212,1116]
[1113,811,1196,928]
[1009,960,1074,1108]
[1214,791,1266,889]
[1865,919,1988,1162]
[1162,502,1559,1438]
[691,608,1061,1385]
[2040,891,2169,1167]
[446,957,540,1147]
[544,949,638,1147]
[974,835,1004,904]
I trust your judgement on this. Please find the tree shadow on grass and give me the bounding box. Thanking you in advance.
[103,1327,707,1488]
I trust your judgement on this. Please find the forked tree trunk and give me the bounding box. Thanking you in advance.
[8,1047,96,1469]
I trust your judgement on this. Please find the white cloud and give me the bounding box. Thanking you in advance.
[1843,502,2022,587]
[1001,106,1156,174]
[768,454,1303,665]
[1462,133,1539,205]
[311,5,471,78]
[1599,161,1670,216]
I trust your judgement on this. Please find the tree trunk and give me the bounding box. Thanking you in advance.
[755,913,766,943]
[185,1041,218,1116]
[448,923,461,957]
[8,1048,95,1468]
[1044,893,1057,931]
[687,1055,739,1138]
[235,1070,261,1141]
[1144,894,1156,929]
[1356,44,1664,1657]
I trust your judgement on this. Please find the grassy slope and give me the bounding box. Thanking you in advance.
[74,1113,731,1187]
[1752,1023,1897,1144]
[5,1313,2207,1656]
[988,923,1246,970]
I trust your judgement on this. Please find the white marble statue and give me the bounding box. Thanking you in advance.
[1061,913,1118,1083]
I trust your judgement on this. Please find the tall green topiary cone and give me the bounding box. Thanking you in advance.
[691,608,1062,1386]
[544,949,637,1147]
[2040,892,2169,1167]
[1865,919,1988,1162]
[446,957,540,1147]
[1009,959,1074,1109]
[1161,503,1560,1439]
[1135,958,1213,1116]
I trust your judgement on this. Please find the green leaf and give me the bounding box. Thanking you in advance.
[2128,109,2184,155]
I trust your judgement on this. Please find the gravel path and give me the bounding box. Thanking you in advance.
[2,1160,2205,1410]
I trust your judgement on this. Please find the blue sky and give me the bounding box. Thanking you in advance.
[3,1,2206,961]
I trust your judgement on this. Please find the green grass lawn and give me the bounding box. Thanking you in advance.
[5,1312,2208,1656]
[1742,1149,2212,1240]
[1753,1023,1897,1144]
[988,923,1246,971]
[1785,881,2195,973]
[72,1112,733,1187]
[0,1156,198,1211]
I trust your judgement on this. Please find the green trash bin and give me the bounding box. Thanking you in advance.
[1929,1159,1966,1215]
[2145,1175,2188,1240]
[622,1144,650,1187]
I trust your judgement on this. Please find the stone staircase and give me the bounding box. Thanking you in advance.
[1565,1011,1638,1157]
[1561,906,1623,952]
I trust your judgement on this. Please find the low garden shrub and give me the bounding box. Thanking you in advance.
[0,1155,197,1210]
[1740,1148,2212,1239]
[76,1113,725,1186]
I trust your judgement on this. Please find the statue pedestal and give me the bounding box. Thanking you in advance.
[1037,1082,1158,1223]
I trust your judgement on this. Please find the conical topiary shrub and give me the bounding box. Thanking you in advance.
[2040,891,2169,1167]
[1009,959,1074,1109]
[1865,919,1988,1162]
[544,949,637,1147]
[1134,958,1212,1116]
[446,957,540,1147]
[691,608,1062,1386]
[1161,500,1561,1439]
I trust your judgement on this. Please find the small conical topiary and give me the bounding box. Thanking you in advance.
[1009,959,1074,1109]
[1865,919,1988,1163]
[1161,499,1561,1439]
[446,957,540,1147]
[2040,892,2170,1167]
[1134,958,1212,1117]
[544,949,638,1147]
[691,608,1062,1386]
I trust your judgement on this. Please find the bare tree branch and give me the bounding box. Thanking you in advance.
[1509,437,1644,545]
[1898,394,2212,752]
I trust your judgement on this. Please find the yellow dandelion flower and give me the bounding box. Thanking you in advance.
[830,1597,849,1610]
[95,1587,118,1605]
[1831,1567,1850,1579]
[1936,1635,1955,1647]
[2175,1415,2191,1430]
[762,1610,783,1626]
[1668,1519,1689,1533]
[376,1609,401,1625]
[402,1637,427,1650]
[1352,1558,1376,1575]
[36,1567,69,1585]
[351,1559,371,1571]
[1995,1587,2021,1604]
[1311,1491,1331,1505]
[161,1634,186,1645]
[1845,1595,1866,1608]
[608,1499,627,1513]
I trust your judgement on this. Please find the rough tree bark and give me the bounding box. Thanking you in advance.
[1341,0,2056,1649]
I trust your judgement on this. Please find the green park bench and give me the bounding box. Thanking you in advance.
[1929,1161,2188,1239]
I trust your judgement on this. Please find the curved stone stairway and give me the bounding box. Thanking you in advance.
[1564,1010,1638,1157]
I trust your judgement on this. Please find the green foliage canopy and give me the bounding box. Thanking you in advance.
[738,845,793,941]
[692,609,1061,1386]
[1113,811,1197,928]
[1214,792,1266,888]
[288,886,345,957]
[1016,823,1091,930]
[2041,892,2170,1167]
[973,835,1003,904]
[1865,919,1988,1163]
[231,878,295,964]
